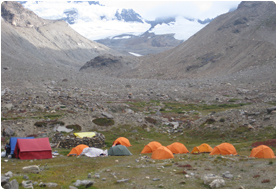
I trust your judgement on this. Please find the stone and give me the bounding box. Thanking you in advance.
[69,186,78,189]
[102,112,113,119]
[2,127,14,137]
[22,165,40,174]
[22,180,33,189]
[170,122,179,129]
[5,171,13,178]
[203,174,223,185]
[94,174,100,179]
[267,107,276,114]
[152,178,160,181]
[9,179,19,189]
[222,171,233,179]
[157,184,164,188]
[209,179,225,188]
[117,179,129,183]
[73,180,94,188]
[2,103,13,110]
[45,182,58,188]
[1,176,10,187]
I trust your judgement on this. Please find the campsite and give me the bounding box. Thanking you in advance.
[1,123,276,189]
[1,1,276,189]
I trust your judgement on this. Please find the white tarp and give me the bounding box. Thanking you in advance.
[80,147,108,157]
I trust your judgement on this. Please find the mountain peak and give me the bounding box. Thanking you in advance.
[115,8,143,23]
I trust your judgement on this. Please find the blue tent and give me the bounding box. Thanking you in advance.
[9,137,35,155]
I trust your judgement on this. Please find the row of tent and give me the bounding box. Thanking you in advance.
[4,136,276,160]
[110,137,276,159]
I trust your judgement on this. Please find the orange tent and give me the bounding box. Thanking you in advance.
[166,142,189,154]
[112,137,131,147]
[67,144,89,156]
[141,141,162,153]
[249,145,276,159]
[209,143,237,155]
[151,146,174,160]
[191,143,213,154]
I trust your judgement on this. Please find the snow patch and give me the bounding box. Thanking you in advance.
[129,52,143,57]
[150,16,207,41]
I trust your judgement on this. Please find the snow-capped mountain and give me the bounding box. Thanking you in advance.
[19,1,209,41]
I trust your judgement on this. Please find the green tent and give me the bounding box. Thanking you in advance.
[108,145,132,156]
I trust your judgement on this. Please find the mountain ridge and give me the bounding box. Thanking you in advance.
[81,1,276,81]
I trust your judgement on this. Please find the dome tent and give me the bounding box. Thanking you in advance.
[108,145,132,156]
[191,143,213,154]
[67,144,89,156]
[209,143,237,155]
[112,137,131,147]
[249,145,275,158]
[141,141,162,153]
[166,142,189,154]
[151,146,174,160]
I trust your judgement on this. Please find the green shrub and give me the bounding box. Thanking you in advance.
[219,118,225,122]
[92,118,115,126]
[66,124,82,132]
[145,117,157,124]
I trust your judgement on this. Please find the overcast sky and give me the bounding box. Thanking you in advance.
[99,1,241,20]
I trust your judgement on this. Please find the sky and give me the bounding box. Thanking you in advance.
[99,1,241,20]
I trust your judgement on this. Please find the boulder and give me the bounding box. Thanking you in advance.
[209,179,225,188]
[1,176,10,187]
[203,173,223,184]
[73,180,94,188]
[45,182,58,188]
[5,171,13,178]
[117,179,129,183]
[22,180,33,189]
[2,103,13,110]
[9,179,19,189]
[23,165,40,174]
[2,127,14,137]
[203,174,225,189]
[102,112,113,119]
[267,107,276,114]
[222,171,233,179]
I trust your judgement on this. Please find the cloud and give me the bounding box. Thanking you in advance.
[99,1,241,20]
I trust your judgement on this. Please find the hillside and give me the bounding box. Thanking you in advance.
[1,1,121,88]
[81,1,276,81]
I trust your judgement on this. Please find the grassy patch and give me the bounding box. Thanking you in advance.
[92,118,115,126]
[66,124,82,132]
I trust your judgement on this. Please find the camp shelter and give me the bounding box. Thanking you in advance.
[151,146,174,160]
[108,145,132,156]
[80,147,108,157]
[112,137,131,147]
[141,141,162,153]
[191,143,213,154]
[166,142,189,154]
[210,143,237,155]
[14,137,52,160]
[74,132,96,138]
[67,144,89,156]
[249,145,276,158]
[9,137,35,156]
